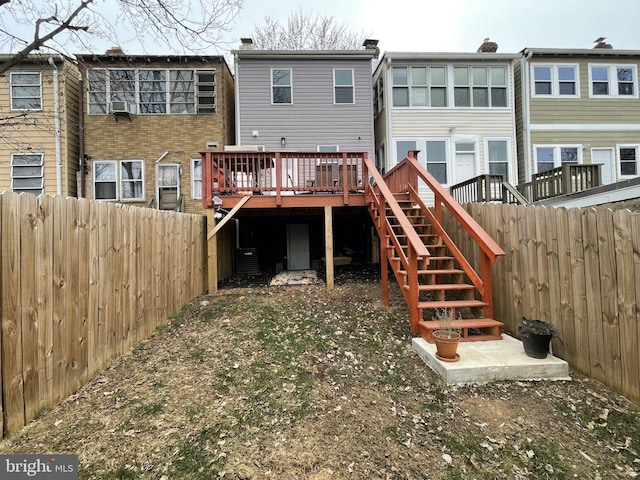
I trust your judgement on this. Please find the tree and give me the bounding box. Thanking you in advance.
[0,0,244,75]
[252,8,367,50]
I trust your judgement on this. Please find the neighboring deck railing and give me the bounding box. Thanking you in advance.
[450,174,528,205]
[201,151,368,208]
[517,164,602,203]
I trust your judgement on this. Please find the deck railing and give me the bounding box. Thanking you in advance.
[517,164,602,203]
[450,174,528,205]
[201,151,367,208]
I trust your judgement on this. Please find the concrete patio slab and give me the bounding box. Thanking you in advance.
[412,334,571,385]
[269,270,319,286]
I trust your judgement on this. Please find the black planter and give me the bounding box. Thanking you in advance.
[521,333,552,359]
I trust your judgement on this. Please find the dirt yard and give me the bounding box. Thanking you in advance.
[1,272,638,479]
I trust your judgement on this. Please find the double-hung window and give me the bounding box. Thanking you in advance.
[334,69,354,104]
[392,66,448,107]
[272,69,292,104]
[487,140,509,178]
[532,64,579,97]
[534,146,580,173]
[618,146,638,177]
[93,159,144,201]
[10,72,42,110]
[395,139,449,184]
[590,64,637,97]
[191,158,203,199]
[11,153,44,195]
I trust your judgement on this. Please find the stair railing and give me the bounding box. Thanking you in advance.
[364,154,429,332]
[385,151,505,319]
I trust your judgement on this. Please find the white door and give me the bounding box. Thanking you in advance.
[453,150,477,184]
[286,224,310,270]
[592,148,614,185]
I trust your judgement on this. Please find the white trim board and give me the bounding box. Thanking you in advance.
[531,124,640,131]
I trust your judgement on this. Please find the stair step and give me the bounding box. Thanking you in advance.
[418,318,504,343]
[404,284,476,292]
[397,268,464,276]
[418,299,489,310]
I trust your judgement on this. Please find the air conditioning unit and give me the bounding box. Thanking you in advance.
[110,101,135,114]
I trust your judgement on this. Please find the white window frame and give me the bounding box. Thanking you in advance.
[589,64,638,98]
[317,145,340,152]
[155,163,181,205]
[191,158,203,199]
[10,72,42,111]
[333,68,354,104]
[394,137,451,185]
[93,159,145,201]
[271,68,292,105]
[533,145,582,174]
[484,137,512,183]
[11,153,44,195]
[531,64,580,98]
[617,145,639,179]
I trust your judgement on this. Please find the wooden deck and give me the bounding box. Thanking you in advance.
[201,151,369,209]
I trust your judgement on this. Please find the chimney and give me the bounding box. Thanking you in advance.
[593,37,613,49]
[363,39,380,59]
[105,46,125,56]
[477,38,498,53]
[240,38,254,50]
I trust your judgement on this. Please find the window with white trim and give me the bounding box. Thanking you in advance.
[392,66,448,107]
[191,158,203,199]
[317,145,339,152]
[454,66,507,107]
[487,140,509,177]
[532,64,579,97]
[334,69,354,104]
[272,68,292,104]
[534,146,580,173]
[93,159,144,201]
[373,77,384,116]
[618,146,638,177]
[87,68,216,114]
[11,153,44,195]
[10,72,42,110]
[590,64,637,97]
[426,140,448,183]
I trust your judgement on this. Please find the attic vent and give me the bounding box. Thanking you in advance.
[477,38,498,53]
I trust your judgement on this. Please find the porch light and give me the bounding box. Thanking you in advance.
[281,137,286,147]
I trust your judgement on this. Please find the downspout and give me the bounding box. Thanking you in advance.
[48,57,62,195]
[521,49,533,183]
[78,72,85,197]
[234,54,241,146]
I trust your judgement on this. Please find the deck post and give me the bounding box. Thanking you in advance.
[380,203,389,307]
[324,205,334,290]
[206,210,218,294]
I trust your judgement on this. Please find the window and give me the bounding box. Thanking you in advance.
[10,72,42,110]
[396,140,417,163]
[487,140,509,177]
[272,69,292,104]
[619,146,638,177]
[532,65,579,97]
[534,146,580,173]
[317,145,339,152]
[455,66,507,107]
[392,66,448,107]
[191,158,202,199]
[93,160,144,201]
[590,64,637,97]
[426,141,448,183]
[334,69,354,104]
[11,153,43,195]
[373,77,384,115]
[87,68,216,114]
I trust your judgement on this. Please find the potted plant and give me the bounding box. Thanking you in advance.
[432,308,461,362]
[518,317,558,359]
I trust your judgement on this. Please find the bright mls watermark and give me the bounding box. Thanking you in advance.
[0,455,78,479]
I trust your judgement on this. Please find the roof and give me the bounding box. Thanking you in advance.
[232,49,377,60]
[75,53,227,63]
[521,47,640,58]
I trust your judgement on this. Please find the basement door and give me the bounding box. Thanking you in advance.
[286,224,310,270]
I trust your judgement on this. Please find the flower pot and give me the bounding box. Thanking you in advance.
[433,330,461,362]
[521,333,552,359]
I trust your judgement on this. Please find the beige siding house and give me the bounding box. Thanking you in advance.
[515,47,640,185]
[373,51,519,203]
[76,51,235,214]
[0,55,80,197]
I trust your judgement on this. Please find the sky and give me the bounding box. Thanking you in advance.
[2,0,640,58]
[221,0,640,55]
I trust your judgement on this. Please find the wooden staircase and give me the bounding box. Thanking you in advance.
[364,151,506,344]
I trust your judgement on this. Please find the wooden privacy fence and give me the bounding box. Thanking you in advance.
[444,202,640,403]
[0,192,207,436]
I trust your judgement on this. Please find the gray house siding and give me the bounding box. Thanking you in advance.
[235,58,375,156]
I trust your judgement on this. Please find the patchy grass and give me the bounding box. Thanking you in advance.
[1,281,638,479]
